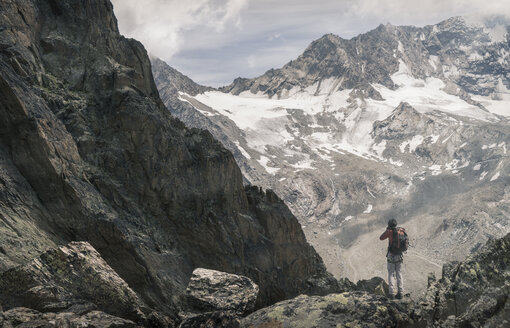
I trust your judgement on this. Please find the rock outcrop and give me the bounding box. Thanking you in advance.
[184,268,259,316]
[419,232,510,327]
[242,232,510,327]
[0,0,337,320]
[241,292,418,327]
[0,242,145,322]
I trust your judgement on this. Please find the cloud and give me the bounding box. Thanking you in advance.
[348,0,510,25]
[111,0,248,58]
[112,0,510,87]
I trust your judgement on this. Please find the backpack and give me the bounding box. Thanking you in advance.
[389,227,409,254]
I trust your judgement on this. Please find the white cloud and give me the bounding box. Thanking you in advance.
[111,0,248,59]
[348,0,510,25]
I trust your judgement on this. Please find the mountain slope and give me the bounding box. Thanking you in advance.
[0,0,339,317]
[153,16,510,296]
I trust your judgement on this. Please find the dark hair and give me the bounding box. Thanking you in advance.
[388,219,397,228]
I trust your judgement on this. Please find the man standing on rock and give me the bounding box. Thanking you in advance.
[380,219,407,299]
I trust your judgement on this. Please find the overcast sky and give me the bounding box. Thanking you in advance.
[111,0,510,87]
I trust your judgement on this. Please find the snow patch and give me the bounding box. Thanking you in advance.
[430,135,440,144]
[363,204,373,214]
[374,61,497,122]
[258,156,280,174]
[234,141,251,159]
[429,164,442,175]
[480,171,488,180]
[400,136,426,152]
[473,164,481,171]
[490,172,500,181]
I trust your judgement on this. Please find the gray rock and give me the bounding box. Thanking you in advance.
[0,241,145,322]
[0,307,138,328]
[355,277,389,296]
[185,268,259,315]
[241,292,419,328]
[179,311,240,328]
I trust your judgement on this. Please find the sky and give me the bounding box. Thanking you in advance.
[111,0,510,87]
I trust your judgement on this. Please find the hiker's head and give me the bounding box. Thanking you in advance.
[388,219,397,228]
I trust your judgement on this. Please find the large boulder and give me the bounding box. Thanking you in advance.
[355,277,389,296]
[185,268,259,316]
[0,242,145,322]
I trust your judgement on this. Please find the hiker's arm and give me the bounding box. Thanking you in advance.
[379,229,391,240]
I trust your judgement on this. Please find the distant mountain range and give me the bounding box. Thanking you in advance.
[153,15,510,295]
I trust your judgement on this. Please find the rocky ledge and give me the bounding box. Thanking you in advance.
[242,232,510,327]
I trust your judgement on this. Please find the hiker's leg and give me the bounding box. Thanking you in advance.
[387,261,395,295]
[395,261,403,294]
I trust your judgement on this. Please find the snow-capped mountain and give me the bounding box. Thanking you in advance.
[153,16,510,295]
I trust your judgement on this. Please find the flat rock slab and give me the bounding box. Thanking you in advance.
[185,268,259,315]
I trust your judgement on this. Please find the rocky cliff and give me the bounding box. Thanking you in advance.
[0,0,338,321]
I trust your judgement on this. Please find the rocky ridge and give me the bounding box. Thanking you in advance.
[0,0,338,324]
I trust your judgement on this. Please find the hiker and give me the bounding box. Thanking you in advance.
[380,219,408,299]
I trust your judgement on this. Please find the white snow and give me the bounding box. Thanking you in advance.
[429,164,442,175]
[490,172,500,181]
[233,141,251,159]
[480,171,488,180]
[471,79,510,117]
[258,156,280,174]
[473,164,481,171]
[389,158,404,167]
[428,56,439,70]
[430,135,440,144]
[344,216,354,222]
[373,61,497,122]
[400,135,424,152]
[363,204,373,214]
[398,41,405,54]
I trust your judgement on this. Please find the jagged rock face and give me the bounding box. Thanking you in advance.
[420,232,510,327]
[0,242,145,322]
[0,0,338,315]
[222,17,510,98]
[153,15,510,294]
[185,268,259,315]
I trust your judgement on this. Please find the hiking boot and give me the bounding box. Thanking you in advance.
[395,292,403,299]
